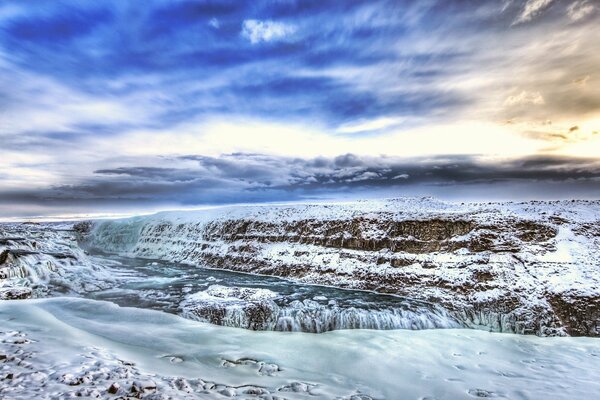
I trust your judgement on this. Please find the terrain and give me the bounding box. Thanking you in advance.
[1,198,600,399]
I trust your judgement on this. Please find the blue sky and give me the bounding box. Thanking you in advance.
[1,0,599,218]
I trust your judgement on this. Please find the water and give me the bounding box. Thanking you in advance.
[85,252,459,332]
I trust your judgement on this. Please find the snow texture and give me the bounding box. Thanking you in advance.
[1,297,600,400]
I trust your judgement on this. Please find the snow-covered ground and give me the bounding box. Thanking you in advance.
[1,297,600,400]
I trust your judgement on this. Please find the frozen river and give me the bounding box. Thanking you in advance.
[85,252,459,333]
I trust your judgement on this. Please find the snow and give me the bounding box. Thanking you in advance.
[1,297,599,399]
[187,284,279,302]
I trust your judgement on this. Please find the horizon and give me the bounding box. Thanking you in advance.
[4,195,600,223]
[1,0,599,218]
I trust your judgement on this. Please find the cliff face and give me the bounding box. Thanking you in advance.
[84,198,600,336]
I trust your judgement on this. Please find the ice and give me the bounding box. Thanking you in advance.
[1,297,599,399]
[0,223,117,298]
[181,288,459,332]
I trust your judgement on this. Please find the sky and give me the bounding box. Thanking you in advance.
[1,0,599,218]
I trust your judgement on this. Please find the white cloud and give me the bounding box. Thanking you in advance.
[567,0,595,21]
[514,0,553,24]
[241,20,296,44]
[347,171,380,182]
[504,90,545,106]
[209,18,220,29]
[0,3,25,22]
[393,174,410,180]
[336,117,404,134]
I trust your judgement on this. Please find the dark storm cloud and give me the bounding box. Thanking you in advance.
[3,154,600,211]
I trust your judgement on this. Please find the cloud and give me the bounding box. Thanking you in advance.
[393,174,410,180]
[514,0,553,24]
[241,20,296,44]
[336,117,404,134]
[3,153,600,218]
[209,18,220,29]
[504,90,545,106]
[0,0,599,217]
[567,0,595,21]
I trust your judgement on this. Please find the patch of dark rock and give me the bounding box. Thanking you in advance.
[473,271,494,282]
[390,257,415,268]
[5,249,38,258]
[515,221,557,242]
[46,252,77,260]
[0,250,8,265]
[549,216,569,225]
[0,288,32,300]
[130,380,156,393]
[3,249,76,261]
[548,295,600,336]
[574,223,600,238]
[73,221,92,236]
[468,388,495,397]
[107,382,120,394]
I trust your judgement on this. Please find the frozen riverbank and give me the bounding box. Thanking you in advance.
[1,297,600,399]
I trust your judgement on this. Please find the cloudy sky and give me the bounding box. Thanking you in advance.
[1,0,599,218]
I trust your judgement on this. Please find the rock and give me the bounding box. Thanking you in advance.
[0,287,33,300]
[107,382,120,394]
[218,387,237,397]
[244,387,268,395]
[0,249,9,265]
[279,382,310,393]
[131,379,157,393]
[258,362,280,376]
[172,378,192,392]
[73,221,93,236]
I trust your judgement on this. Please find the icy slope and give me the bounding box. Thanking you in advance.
[1,297,600,400]
[84,198,600,336]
